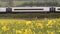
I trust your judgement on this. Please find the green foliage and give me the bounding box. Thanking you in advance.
[0,13,60,19]
[0,1,60,7]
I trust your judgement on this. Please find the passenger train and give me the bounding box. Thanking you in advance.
[0,7,60,13]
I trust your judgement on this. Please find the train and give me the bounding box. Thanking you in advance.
[0,7,60,13]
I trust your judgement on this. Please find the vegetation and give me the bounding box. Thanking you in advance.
[0,1,59,7]
[0,13,60,19]
[0,18,59,34]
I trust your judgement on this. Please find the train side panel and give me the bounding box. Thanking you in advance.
[12,7,51,12]
[0,7,6,12]
[55,7,60,12]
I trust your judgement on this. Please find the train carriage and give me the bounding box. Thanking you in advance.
[11,7,51,13]
[0,7,59,13]
[0,7,6,12]
[54,7,60,12]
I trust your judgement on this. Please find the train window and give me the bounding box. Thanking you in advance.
[58,8,60,10]
[14,9,43,10]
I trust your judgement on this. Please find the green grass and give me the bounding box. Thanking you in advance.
[0,13,60,19]
[0,1,25,7]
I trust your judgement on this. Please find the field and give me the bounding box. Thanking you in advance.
[0,18,59,34]
[0,13,59,34]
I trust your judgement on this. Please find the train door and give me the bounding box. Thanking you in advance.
[6,7,12,13]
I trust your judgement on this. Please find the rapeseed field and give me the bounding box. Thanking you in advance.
[0,18,59,34]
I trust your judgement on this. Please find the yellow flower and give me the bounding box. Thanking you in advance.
[57,29,60,32]
[2,26,9,32]
[47,30,55,34]
[24,29,32,34]
[33,31,36,34]
[16,30,22,34]
[47,20,52,25]
[51,31,55,34]
[26,21,32,25]
[36,23,44,29]
[47,20,56,26]
[47,30,51,34]
[48,25,53,28]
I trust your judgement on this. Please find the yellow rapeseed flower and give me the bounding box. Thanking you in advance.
[33,31,36,34]
[47,30,51,34]
[24,29,32,34]
[26,21,32,25]
[47,20,52,25]
[36,23,44,29]
[47,30,55,34]
[16,30,22,34]
[47,20,56,26]
[51,31,55,34]
[2,26,9,32]
[57,29,60,32]
[48,25,53,28]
